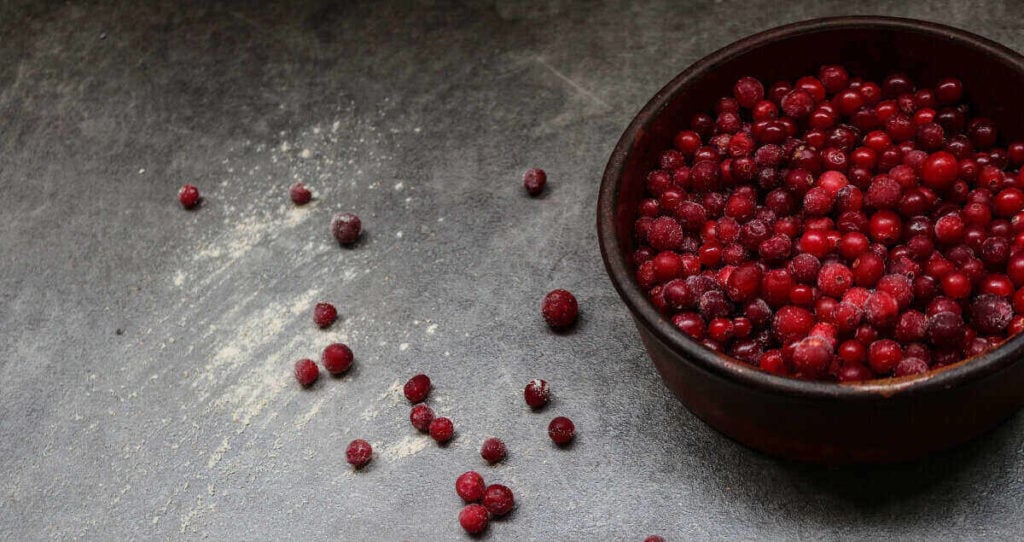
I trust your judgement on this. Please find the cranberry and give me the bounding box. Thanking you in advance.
[429,417,454,444]
[289,182,312,205]
[524,378,550,408]
[523,168,547,196]
[894,357,929,377]
[322,343,354,375]
[410,404,435,432]
[548,416,576,445]
[733,76,764,108]
[178,184,201,209]
[645,537,668,542]
[542,289,579,329]
[864,290,899,328]
[345,439,372,468]
[459,504,490,534]
[817,262,853,297]
[481,484,515,517]
[928,311,966,347]
[456,471,486,502]
[772,305,814,343]
[480,438,507,464]
[404,374,431,403]
[331,212,362,245]
[294,359,319,387]
[792,337,832,378]
[868,339,903,375]
[971,294,1013,334]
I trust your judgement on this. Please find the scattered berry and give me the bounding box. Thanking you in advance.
[289,182,312,205]
[178,184,200,209]
[410,403,435,432]
[456,471,486,502]
[480,438,507,464]
[524,378,550,409]
[459,504,490,534]
[429,417,454,444]
[331,212,362,245]
[293,359,319,387]
[542,289,579,329]
[321,343,353,375]
[481,484,515,516]
[345,439,372,468]
[548,416,575,445]
[523,168,547,196]
[404,374,431,403]
[313,302,338,328]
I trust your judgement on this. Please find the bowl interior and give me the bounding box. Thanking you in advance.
[605,18,1024,391]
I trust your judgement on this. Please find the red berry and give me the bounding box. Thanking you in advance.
[868,339,903,375]
[792,337,833,378]
[971,294,1013,334]
[456,471,486,502]
[524,378,550,409]
[480,438,507,464]
[481,484,515,516]
[817,262,853,297]
[921,151,959,190]
[403,374,431,403]
[313,302,338,328]
[410,403,435,432]
[864,291,899,328]
[772,305,815,343]
[733,76,764,108]
[294,359,319,387]
[524,168,547,196]
[542,289,579,328]
[459,504,490,534]
[548,416,576,445]
[645,537,668,542]
[345,439,372,468]
[289,182,312,205]
[894,357,929,377]
[321,343,353,375]
[331,212,362,245]
[178,184,201,209]
[429,417,454,443]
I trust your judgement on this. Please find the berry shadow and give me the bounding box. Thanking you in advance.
[547,316,585,336]
[336,230,369,250]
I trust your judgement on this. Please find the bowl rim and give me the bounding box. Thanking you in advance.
[598,15,1024,400]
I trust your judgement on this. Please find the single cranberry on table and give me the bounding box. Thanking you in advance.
[409,403,435,432]
[548,416,576,445]
[403,373,431,403]
[293,359,319,387]
[481,484,515,516]
[542,289,579,329]
[458,503,490,534]
[289,182,312,205]
[313,302,338,328]
[429,417,454,444]
[524,378,550,409]
[456,471,486,502]
[480,437,507,464]
[523,168,547,196]
[345,439,372,468]
[331,212,362,245]
[178,184,201,209]
[321,343,353,375]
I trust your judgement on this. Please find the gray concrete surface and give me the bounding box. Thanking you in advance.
[1,1,1023,540]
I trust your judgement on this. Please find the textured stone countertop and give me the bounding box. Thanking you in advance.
[1,2,1022,540]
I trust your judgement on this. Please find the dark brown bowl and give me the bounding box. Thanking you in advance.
[598,16,1024,464]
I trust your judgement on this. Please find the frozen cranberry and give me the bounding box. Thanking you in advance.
[548,416,576,445]
[868,339,903,375]
[429,417,454,444]
[864,291,899,328]
[482,484,515,517]
[345,439,372,468]
[817,262,853,297]
[928,311,966,347]
[322,343,354,375]
[459,504,490,534]
[178,184,200,209]
[400,375,432,404]
[894,357,929,377]
[289,182,312,205]
[942,271,972,298]
[480,438,507,464]
[895,310,928,342]
[772,305,815,343]
[523,168,547,196]
[410,403,435,432]
[542,289,579,329]
[294,359,319,387]
[311,301,339,327]
[331,212,362,245]
[792,337,832,378]
[971,294,1013,334]
[524,378,550,408]
[733,76,764,108]
[456,471,486,502]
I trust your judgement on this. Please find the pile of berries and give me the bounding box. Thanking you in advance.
[633,67,1024,381]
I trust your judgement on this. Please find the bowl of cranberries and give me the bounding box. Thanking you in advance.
[598,16,1024,463]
